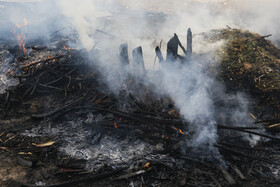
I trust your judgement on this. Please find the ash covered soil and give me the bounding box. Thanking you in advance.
[1,1,280,187]
[0,28,280,187]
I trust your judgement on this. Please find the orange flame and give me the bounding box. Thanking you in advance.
[179,129,185,135]
[144,162,150,168]
[64,46,71,51]
[16,34,27,54]
[114,122,118,128]
[14,18,28,55]
[172,126,185,135]
[16,18,28,29]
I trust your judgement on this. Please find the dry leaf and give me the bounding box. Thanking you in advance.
[18,152,32,155]
[0,147,10,152]
[32,141,56,147]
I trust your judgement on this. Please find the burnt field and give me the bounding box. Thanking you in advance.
[1,1,280,187]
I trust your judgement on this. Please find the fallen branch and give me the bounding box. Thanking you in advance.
[31,97,83,118]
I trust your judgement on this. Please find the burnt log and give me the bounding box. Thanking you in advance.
[186,28,192,58]
[166,33,186,62]
[155,46,164,63]
[119,43,130,66]
[132,46,146,75]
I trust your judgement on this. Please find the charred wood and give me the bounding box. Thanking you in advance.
[166,33,186,62]
[119,43,130,66]
[186,28,192,58]
[132,46,146,75]
[155,46,164,63]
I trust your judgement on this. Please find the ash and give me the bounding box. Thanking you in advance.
[24,114,160,172]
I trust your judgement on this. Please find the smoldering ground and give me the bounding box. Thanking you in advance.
[0,0,278,160]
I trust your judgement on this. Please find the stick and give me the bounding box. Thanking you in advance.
[218,126,280,142]
[186,28,192,58]
[21,167,127,187]
[119,43,130,66]
[261,34,272,39]
[155,46,164,63]
[132,46,146,74]
[31,98,83,118]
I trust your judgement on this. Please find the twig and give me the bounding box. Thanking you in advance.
[20,55,66,69]
[261,34,272,39]
[31,98,83,118]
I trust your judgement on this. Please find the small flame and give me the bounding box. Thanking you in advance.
[144,162,150,168]
[171,126,185,135]
[114,122,118,128]
[179,129,185,135]
[16,34,27,54]
[64,46,71,51]
[16,18,28,28]
[14,18,28,55]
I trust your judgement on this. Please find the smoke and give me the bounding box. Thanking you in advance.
[1,0,278,158]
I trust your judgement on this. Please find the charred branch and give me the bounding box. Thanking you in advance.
[132,46,146,74]
[186,28,192,58]
[166,33,186,62]
[119,43,130,66]
[155,46,164,63]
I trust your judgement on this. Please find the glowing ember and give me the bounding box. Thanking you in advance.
[16,18,28,29]
[64,46,71,51]
[144,162,150,168]
[9,69,14,76]
[179,129,185,135]
[171,126,185,135]
[114,122,118,128]
[168,109,175,115]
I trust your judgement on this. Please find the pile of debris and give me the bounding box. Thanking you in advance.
[0,29,280,187]
[213,29,280,113]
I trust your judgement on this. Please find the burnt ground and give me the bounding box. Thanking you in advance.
[1,37,280,187]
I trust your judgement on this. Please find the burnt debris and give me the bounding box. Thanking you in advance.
[0,28,280,187]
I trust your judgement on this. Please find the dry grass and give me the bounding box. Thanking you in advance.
[212,29,280,110]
